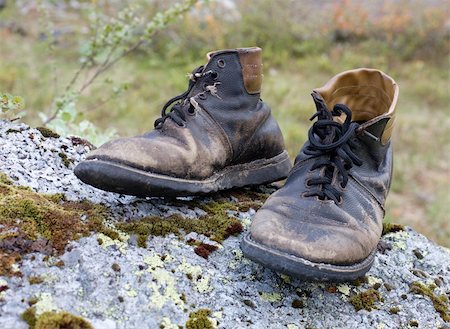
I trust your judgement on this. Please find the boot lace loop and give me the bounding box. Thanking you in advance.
[303,103,363,203]
[154,66,217,128]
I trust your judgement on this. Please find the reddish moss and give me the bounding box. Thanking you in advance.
[194,243,219,259]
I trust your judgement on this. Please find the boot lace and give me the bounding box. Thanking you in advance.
[154,66,218,128]
[303,103,363,203]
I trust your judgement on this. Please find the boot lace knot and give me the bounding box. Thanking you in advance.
[154,66,218,128]
[303,103,363,203]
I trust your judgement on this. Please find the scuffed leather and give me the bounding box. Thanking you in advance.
[85,48,286,179]
[250,68,397,265]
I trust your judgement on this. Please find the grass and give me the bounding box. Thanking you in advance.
[0,2,449,246]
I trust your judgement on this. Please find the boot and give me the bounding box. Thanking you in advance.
[242,68,398,281]
[74,47,291,197]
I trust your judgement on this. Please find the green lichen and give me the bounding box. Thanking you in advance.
[117,201,243,248]
[382,222,405,235]
[349,289,383,311]
[410,281,450,322]
[36,127,60,138]
[185,309,213,329]
[21,307,93,329]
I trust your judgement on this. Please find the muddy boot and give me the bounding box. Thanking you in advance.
[74,47,291,197]
[242,68,398,281]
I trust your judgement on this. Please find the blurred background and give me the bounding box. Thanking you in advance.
[0,0,449,246]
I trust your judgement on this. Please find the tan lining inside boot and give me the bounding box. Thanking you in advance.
[314,68,399,143]
[314,68,398,122]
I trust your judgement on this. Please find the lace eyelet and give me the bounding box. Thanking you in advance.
[211,72,219,80]
[217,59,226,68]
[187,106,196,116]
[198,93,207,100]
[305,179,311,187]
[202,83,208,91]
[340,182,346,188]
[178,122,186,128]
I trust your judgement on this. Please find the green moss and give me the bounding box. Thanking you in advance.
[389,306,400,314]
[350,276,368,287]
[21,307,37,328]
[22,309,93,329]
[58,152,73,168]
[185,309,213,329]
[28,276,44,285]
[117,201,243,248]
[410,281,450,322]
[382,222,405,235]
[349,289,383,311]
[0,172,113,276]
[36,127,60,138]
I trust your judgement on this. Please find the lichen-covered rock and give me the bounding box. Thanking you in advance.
[0,120,449,329]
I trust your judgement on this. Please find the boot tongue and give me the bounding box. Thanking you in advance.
[311,91,347,124]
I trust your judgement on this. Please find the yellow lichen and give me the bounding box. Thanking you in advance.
[260,292,282,303]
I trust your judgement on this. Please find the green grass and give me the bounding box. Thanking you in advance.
[0,2,449,246]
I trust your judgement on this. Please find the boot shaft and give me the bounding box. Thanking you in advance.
[313,68,399,145]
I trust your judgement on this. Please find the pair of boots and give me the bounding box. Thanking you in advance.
[74,47,398,282]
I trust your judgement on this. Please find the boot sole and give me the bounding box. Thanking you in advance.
[241,233,376,282]
[74,151,292,197]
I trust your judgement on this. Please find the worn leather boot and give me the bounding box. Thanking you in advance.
[242,68,398,281]
[74,47,291,197]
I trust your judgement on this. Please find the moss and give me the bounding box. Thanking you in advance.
[372,282,382,290]
[58,152,73,168]
[382,222,405,235]
[413,249,424,259]
[117,201,244,249]
[243,299,256,308]
[194,243,218,259]
[0,172,113,276]
[389,306,400,314]
[185,309,213,329]
[350,276,368,287]
[22,307,37,328]
[384,283,394,291]
[28,276,44,285]
[410,281,450,322]
[24,311,93,329]
[291,299,304,309]
[36,127,60,138]
[349,289,383,311]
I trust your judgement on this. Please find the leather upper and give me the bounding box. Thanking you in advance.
[85,48,286,179]
[250,68,398,265]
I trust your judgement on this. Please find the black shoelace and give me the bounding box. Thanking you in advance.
[154,66,217,128]
[303,103,363,203]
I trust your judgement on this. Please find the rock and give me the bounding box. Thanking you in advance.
[0,120,449,329]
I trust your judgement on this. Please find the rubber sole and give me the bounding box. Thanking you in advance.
[74,151,292,197]
[241,233,376,282]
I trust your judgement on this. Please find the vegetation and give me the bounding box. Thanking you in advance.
[0,0,448,245]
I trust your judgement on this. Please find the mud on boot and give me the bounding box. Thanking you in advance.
[242,68,399,282]
[74,47,291,197]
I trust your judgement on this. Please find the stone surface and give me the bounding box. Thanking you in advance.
[0,120,449,329]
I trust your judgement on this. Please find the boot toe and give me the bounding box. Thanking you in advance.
[249,196,379,265]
